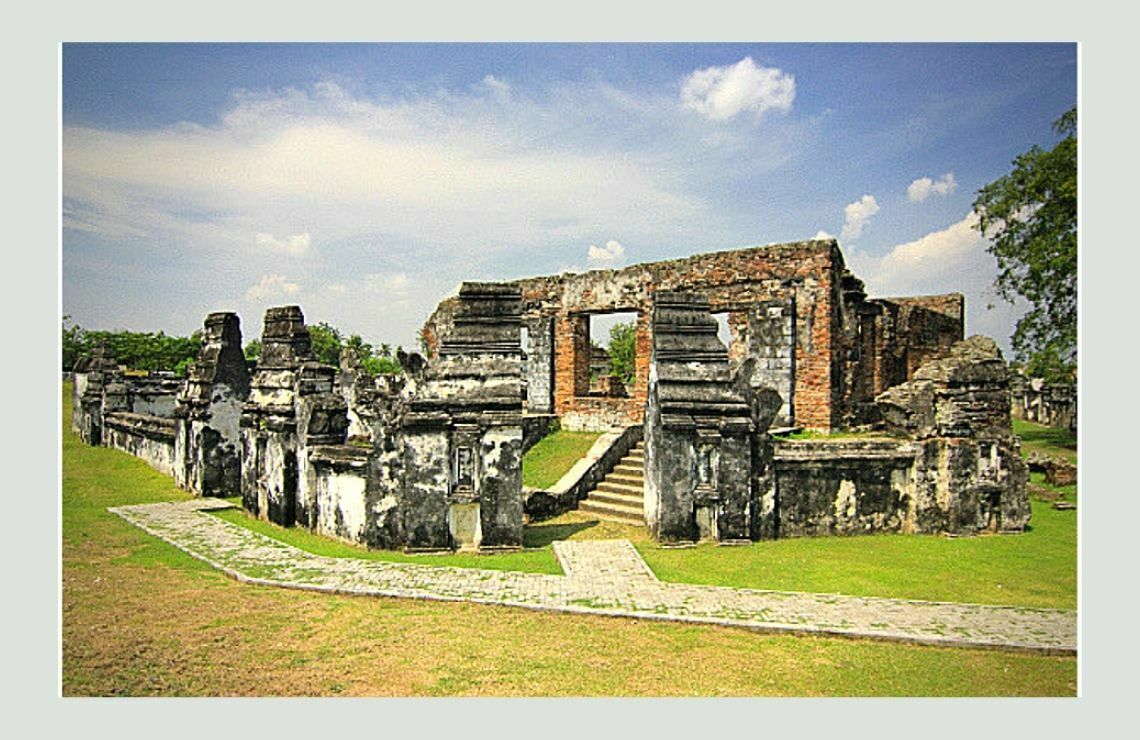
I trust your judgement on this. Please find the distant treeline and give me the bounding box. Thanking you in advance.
[62,317,202,374]
[63,317,403,376]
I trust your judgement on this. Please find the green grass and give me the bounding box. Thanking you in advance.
[635,499,1074,608]
[62,382,1075,695]
[521,429,601,489]
[210,507,562,575]
[1013,418,1077,464]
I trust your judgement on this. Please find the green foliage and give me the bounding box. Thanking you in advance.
[243,339,261,361]
[308,322,343,366]
[972,107,1077,382]
[302,322,403,375]
[62,316,202,373]
[607,321,636,383]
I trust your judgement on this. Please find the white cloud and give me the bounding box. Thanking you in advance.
[245,274,300,301]
[840,195,880,241]
[586,239,625,265]
[681,56,795,122]
[907,172,958,202]
[363,272,410,296]
[255,231,312,255]
[813,230,834,240]
[843,212,1024,353]
[479,74,511,100]
[62,78,817,348]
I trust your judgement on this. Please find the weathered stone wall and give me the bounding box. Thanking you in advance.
[422,239,963,432]
[102,411,177,476]
[403,283,525,551]
[173,312,251,497]
[644,292,761,543]
[240,306,349,528]
[769,440,917,536]
[72,345,121,446]
[124,376,182,418]
[522,315,555,414]
[875,335,1030,534]
[1011,375,1077,433]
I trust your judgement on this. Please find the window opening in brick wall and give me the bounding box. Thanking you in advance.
[584,311,638,398]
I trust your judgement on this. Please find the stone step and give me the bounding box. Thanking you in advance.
[578,499,645,525]
[587,489,644,509]
[605,472,644,487]
[613,463,644,477]
[596,481,644,497]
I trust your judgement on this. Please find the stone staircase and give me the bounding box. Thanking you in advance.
[578,441,645,526]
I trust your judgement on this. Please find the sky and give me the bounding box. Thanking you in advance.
[61,43,1077,354]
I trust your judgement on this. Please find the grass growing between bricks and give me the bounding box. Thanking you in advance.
[209,507,562,575]
[521,430,601,489]
[62,383,1076,695]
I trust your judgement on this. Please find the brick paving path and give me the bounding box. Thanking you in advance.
[111,499,1076,654]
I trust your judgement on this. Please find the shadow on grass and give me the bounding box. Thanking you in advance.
[524,520,598,548]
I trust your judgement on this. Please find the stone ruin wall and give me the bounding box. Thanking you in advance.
[72,345,181,476]
[70,243,1019,550]
[642,290,1030,544]
[1010,375,1077,433]
[422,239,964,432]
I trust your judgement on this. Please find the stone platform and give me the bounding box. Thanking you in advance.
[110,498,1076,655]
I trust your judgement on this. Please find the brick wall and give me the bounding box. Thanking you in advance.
[421,240,965,432]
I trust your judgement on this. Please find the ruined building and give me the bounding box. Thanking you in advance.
[423,239,964,432]
[72,238,1029,550]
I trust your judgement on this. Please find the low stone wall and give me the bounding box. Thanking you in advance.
[771,439,918,536]
[306,445,381,547]
[102,411,176,476]
[126,376,182,418]
[524,424,642,521]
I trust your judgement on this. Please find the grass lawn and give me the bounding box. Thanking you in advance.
[61,383,1076,695]
[521,429,601,489]
[1013,418,1077,464]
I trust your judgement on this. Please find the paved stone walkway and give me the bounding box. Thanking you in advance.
[111,499,1076,654]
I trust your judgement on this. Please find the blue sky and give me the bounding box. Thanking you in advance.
[61,43,1076,353]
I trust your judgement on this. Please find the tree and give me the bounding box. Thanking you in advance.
[308,322,343,366]
[608,321,637,384]
[972,106,1077,383]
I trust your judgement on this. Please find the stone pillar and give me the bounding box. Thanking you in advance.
[523,315,555,414]
[403,283,524,552]
[74,344,120,446]
[643,292,757,544]
[240,306,347,526]
[173,312,251,496]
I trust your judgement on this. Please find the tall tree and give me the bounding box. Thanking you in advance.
[972,106,1077,382]
[608,322,637,384]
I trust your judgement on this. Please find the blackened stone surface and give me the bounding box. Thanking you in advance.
[404,282,525,551]
[644,291,758,543]
[174,312,250,497]
[241,305,348,530]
